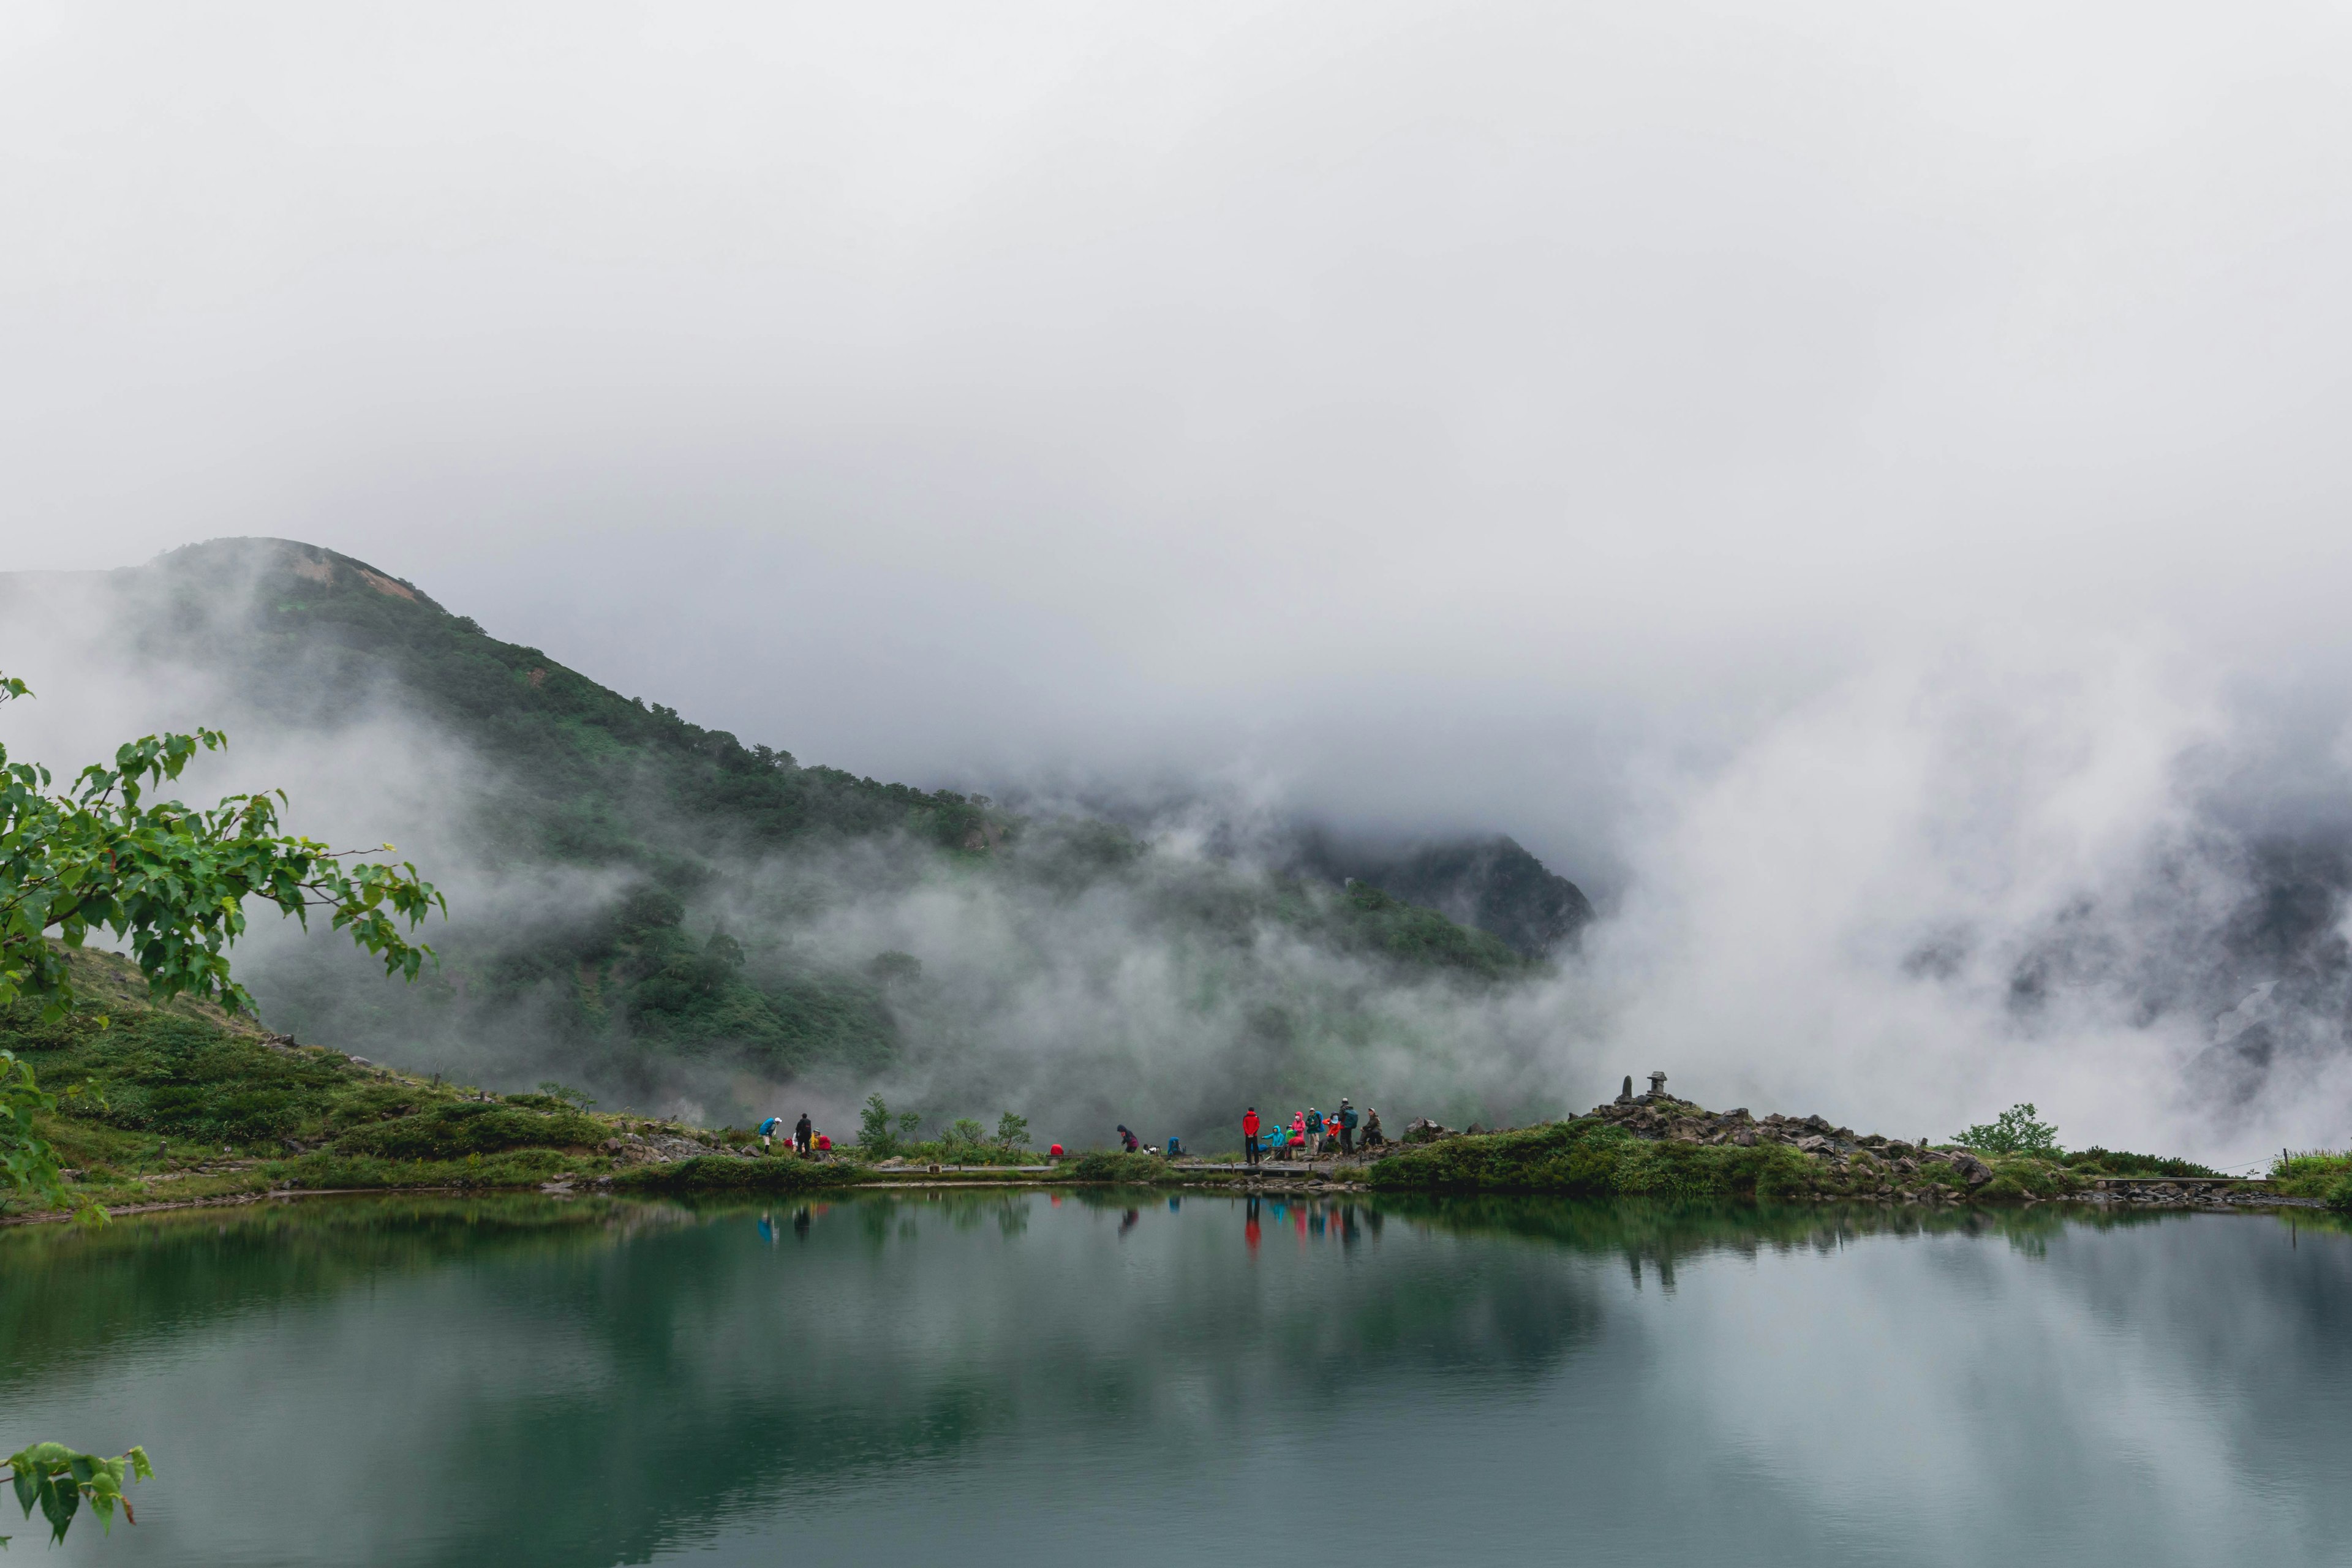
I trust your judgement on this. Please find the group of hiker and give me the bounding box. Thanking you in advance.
[757,1112,828,1156]
[755,1102,1389,1166]
[1240,1100,1384,1164]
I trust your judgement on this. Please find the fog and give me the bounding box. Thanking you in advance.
[5,3,2352,1158]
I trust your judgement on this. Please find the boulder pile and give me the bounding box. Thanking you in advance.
[1589,1092,1998,1199]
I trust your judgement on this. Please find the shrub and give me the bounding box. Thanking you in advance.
[617,1155,859,1193]
[1064,1150,1169,1183]
[1368,1119,1823,1200]
[333,1102,605,1159]
[2059,1147,2218,1179]
[1956,1103,2060,1156]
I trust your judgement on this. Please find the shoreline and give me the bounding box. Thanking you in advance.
[2,1171,2327,1227]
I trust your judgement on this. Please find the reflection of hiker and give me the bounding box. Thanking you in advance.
[1118,1125,1141,1153]
[1243,1107,1262,1165]
[1337,1100,1359,1155]
[758,1115,783,1153]
[1360,1109,1385,1148]
[794,1112,813,1155]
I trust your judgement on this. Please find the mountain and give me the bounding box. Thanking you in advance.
[1292,832,1595,957]
[0,538,1586,1140]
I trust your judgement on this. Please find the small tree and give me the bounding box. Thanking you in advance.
[537,1080,596,1111]
[858,1093,897,1158]
[946,1117,986,1152]
[1957,1102,2060,1156]
[993,1111,1030,1153]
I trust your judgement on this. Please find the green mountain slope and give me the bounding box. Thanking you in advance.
[1,538,1566,1134]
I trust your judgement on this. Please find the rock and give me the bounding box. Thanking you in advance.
[346,1056,372,1068]
[1795,1135,1831,1155]
[1615,1076,1634,1104]
[1731,1129,1758,1147]
[1950,1152,1994,1186]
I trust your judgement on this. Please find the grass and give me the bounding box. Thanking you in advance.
[615,1155,864,1194]
[2057,1148,2221,1178]
[2270,1151,2352,1203]
[1365,1117,2102,1202]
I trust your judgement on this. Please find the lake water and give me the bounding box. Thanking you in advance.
[2,1190,2346,1567]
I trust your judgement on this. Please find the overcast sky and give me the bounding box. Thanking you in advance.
[6,1,2352,889]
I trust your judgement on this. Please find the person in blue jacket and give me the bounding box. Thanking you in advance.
[757,1115,783,1153]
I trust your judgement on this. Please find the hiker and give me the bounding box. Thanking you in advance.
[1049,1143,1065,1161]
[1290,1111,1306,1158]
[1306,1107,1324,1158]
[1360,1108,1385,1149]
[794,1111,813,1155]
[757,1114,783,1153]
[1243,1106,1261,1166]
[813,1132,832,1155]
[1337,1099,1358,1156]
[1118,1125,1141,1153]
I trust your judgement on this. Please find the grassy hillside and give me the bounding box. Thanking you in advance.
[0,948,870,1217]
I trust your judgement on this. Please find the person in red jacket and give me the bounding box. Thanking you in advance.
[1243,1107,1262,1166]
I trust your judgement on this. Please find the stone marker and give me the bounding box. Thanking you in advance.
[1616,1076,1635,1104]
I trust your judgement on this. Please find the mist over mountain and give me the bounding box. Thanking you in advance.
[7,535,2352,1162]
[0,537,1580,1144]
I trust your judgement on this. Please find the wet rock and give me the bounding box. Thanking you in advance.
[1950,1153,1994,1186]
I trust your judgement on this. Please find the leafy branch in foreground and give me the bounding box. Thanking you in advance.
[1956,1102,2060,1156]
[6,1443,152,1547]
[0,673,446,1023]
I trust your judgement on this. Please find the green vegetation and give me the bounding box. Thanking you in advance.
[7,1442,151,1546]
[1063,1150,1161,1183]
[1366,1118,1829,1199]
[0,671,440,1026]
[0,949,631,1216]
[1956,1102,2061,1156]
[2056,1147,2219,1178]
[2270,1150,2352,1202]
[857,1093,923,1158]
[614,1155,862,1194]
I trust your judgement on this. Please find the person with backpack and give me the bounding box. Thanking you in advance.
[1337,1099,1359,1155]
[1289,1110,1306,1159]
[757,1115,783,1154]
[1306,1107,1324,1157]
[794,1112,813,1155]
[1118,1125,1141,1153]
[1243,1106,1262,1166]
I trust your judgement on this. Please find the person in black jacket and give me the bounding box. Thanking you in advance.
[1117,1125,1140,1153]
[1337,1099,1359,1155]
[794,1112,813,1155]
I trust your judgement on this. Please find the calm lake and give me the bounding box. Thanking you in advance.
[2,1190,2347,1567]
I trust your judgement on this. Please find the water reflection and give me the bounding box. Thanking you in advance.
[1,1193,2346,1567]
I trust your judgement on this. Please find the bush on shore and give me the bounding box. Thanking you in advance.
[616,1155,863,1193]
[332,1102,606,1159]
[1060,1150,1178,1184]
[2272,1151,2352,1200]
[1365,1119,1826,1200]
